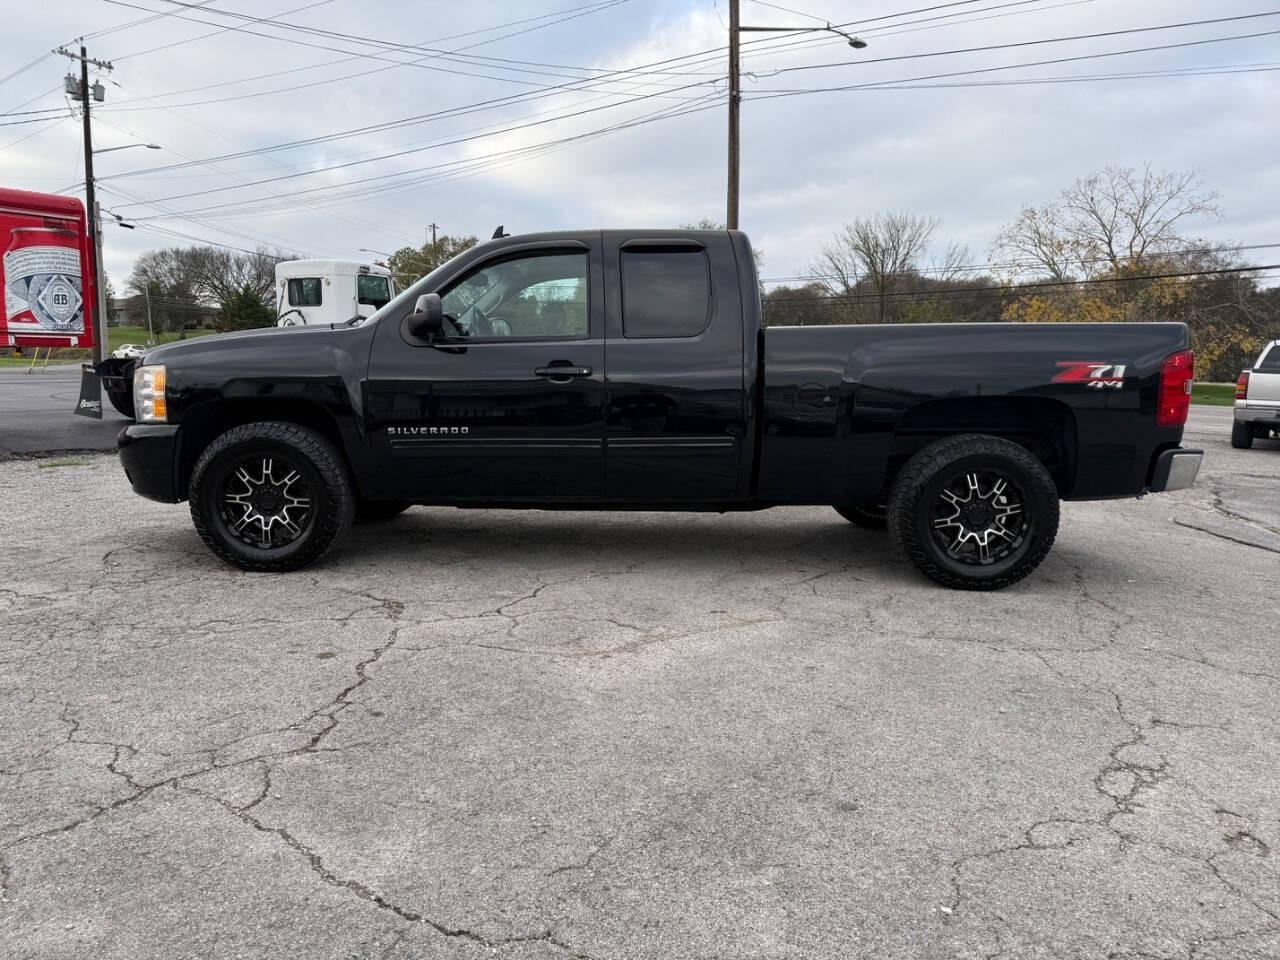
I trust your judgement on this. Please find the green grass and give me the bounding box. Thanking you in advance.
[1191,382,1236,406]
[0,324,218,366]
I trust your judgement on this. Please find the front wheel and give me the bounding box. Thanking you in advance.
[1231,420,1254,449]
[189,421,355,572]
[887,434,1059,591]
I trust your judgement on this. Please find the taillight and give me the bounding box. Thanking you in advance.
[1235,370,1250,400]
[1157,349,1194,427]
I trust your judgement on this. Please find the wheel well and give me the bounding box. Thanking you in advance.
[176,399,349,499]
[887,397,1077,497]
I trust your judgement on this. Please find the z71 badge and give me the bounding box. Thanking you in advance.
[1052,361,1127,390]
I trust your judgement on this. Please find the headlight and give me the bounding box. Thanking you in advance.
[133,364,167,423]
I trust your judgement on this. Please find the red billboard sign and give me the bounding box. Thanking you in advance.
[0,187,95,349]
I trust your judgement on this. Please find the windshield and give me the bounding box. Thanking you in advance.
[356,273,392,308]
[353,243,483,326]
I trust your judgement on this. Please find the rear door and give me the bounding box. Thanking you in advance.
[602,232,747,501]
[366,239,606,501]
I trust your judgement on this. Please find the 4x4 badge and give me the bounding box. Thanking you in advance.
[1052,361,1126,389]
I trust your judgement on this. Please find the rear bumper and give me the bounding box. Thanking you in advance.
[118,424,181,503]
[1146,447,1203,493]
[1234,408,1280,428]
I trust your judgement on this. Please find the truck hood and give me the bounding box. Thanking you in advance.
[142,323,349,365]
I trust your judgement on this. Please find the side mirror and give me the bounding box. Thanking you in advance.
[407,293,443,339]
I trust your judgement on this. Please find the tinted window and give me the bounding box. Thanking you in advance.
[287,277,322,307]
[621,249,711,338]
[440,252,588,339]
[1258,345,1280,372]
[356,273,391,308]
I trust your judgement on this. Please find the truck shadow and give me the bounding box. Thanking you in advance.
[343,509,891,570]
[328,508,1132,588]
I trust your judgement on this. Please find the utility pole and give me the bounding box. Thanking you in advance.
[726,0,740,230]
[56,43,113,365]
[144,287,154,345]
[727,16,866,231]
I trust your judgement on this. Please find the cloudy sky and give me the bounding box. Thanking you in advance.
[1,0,1277,289]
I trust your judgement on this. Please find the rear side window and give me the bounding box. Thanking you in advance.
[621,249,711,338]
[287,277,322,306]
[1258,345,1280,372]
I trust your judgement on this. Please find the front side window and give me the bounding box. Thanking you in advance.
[621,248,711,338]
[357,273,391,308]
[287,277,322,307]
[439,251,588,339]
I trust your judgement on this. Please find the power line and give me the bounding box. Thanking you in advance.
[748,10,1280,78]
[115,26,1278,218]
[761,263,1280,305]
[760,243,1280,285]
[0,52,54,89]
[747,29,1280,100]
[107,73,719,207]
[125,93,726,221]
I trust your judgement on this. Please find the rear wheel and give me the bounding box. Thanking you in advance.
[189,421,354,572]
[1231,419,1254,449]
[887,434,1059,591]
[834,503,887,530]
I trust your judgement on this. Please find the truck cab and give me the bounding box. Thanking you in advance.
[275,259,395,327]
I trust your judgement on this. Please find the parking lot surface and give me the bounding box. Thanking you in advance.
[0,365,128,457]
[1,405,1277,959]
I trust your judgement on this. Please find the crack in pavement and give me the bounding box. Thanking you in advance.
[184,783,594,959]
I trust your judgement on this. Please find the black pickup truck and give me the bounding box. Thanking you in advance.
[118,229,1202,589]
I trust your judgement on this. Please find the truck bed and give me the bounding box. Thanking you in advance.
[758,321,1192,504]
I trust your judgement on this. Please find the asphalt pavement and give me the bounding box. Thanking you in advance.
[0,403,1277,960]
[0,364,129,457]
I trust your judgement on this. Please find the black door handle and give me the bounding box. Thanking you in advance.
[535,364,592,379]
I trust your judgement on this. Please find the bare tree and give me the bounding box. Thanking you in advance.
[991,165,1221,280]
[813,212,938,323]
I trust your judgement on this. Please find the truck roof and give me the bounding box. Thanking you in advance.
[0,187,85,219]
[275,259,391,280]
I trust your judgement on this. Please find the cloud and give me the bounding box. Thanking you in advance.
[0,0,1274,287]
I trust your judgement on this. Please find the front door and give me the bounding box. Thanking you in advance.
[367,242,605,501]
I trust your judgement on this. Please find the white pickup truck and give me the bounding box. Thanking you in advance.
[1233,339,1280,448]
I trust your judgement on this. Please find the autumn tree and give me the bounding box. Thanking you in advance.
[990,164,1221,281]
[812,213,967,324]
[386,233,479,286]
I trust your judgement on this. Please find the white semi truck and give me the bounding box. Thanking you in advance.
[275,259,395,327]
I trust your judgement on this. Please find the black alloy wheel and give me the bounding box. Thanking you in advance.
[189,421,354,572]
[928,468,1027,566]
[888,434,1059,590]
[219,453,315,549]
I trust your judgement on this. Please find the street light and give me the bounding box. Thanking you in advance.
[726,2,868,228]
[357,247,394,258]
[93,142,161,155]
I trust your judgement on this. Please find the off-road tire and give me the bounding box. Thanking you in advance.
[1231,420,1254,449]
[887,434,1059,591]
[355,498,412,523]
[189,421,354,572]
[833,503,888,530]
